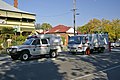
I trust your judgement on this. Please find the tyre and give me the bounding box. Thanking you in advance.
[11,55,19,60]
[98,48,105,53]
[50,51,57,58]
[20,52,30,61]
[99,48,105,53]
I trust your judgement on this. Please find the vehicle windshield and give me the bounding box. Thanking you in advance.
[22,38,34,45]
[68,36,82,44]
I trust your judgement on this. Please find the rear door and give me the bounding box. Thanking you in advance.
[40,39,50,54]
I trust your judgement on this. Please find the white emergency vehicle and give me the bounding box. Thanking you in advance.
[7,34,63,60]
[68,32,109,54]
[68,34,91,55]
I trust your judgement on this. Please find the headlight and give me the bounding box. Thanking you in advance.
[7,48,17,53]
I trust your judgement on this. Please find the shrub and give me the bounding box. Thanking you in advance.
[13,35,27,45]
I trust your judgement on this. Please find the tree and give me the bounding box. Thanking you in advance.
[0,27,14,48]
[77,18,101,34]
[101,19,111,32]
[77,25,88,34]
[35,23,41,30]
[87,18,101,33]
[111,19,120,41]
[1,27,14,40]
[77,18,120,41]
[41,23,52,31]
[1,27,14,34]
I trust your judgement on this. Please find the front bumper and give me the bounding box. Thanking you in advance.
[68,48,83,53]
[6,48,19,55]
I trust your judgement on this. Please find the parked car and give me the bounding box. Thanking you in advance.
[115,42,120,47]
[111,42,120,47]
[111,42,116,48]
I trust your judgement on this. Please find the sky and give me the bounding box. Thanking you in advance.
[3,0,120,27]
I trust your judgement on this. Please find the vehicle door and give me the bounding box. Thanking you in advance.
[31,39,41,55]
[40,39,50,54]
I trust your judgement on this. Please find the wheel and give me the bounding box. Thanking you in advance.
[11,55,19,60]
[50,51,57,58]
[85,48,90,55]
[98,48,105,53]
[20,53,29,61]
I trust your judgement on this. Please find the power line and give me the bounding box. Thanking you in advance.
[40,11,72,18]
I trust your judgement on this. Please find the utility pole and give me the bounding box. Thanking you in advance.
[73,0,76,35]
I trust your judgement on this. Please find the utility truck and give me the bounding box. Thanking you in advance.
[68,33,109,54]
[7,34,63,61]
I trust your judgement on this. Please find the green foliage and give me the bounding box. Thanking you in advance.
[41,23,52,31]
[0,27,28,49]
[0,27,29,50]
[15,35,27,45]
[1,27,14,34]
[16,35,26,41]
[77,18,120,41]
[110,19,120,41]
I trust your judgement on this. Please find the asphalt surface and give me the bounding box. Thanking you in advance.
[106,63,120,80]
[0,47,120,80]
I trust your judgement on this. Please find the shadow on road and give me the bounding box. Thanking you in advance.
[0,55,64,80]
[0,47,120,80]
[67,48,120,80]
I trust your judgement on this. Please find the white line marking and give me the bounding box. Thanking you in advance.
[71,64,120,80]
[111,49,120,52]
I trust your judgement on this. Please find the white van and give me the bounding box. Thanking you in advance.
[68,34,91,55]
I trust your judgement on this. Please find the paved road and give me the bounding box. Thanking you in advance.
[106,63,120,80]
[0,47,120,80]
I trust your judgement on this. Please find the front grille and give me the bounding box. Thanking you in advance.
[71,47,76,49]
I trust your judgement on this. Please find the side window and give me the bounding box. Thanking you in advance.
[32,39,40,45]
[41,39,48,44]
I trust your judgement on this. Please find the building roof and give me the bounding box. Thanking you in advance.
[0,0,35,15]
[36,25,80,34]
[45,25,71,34]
